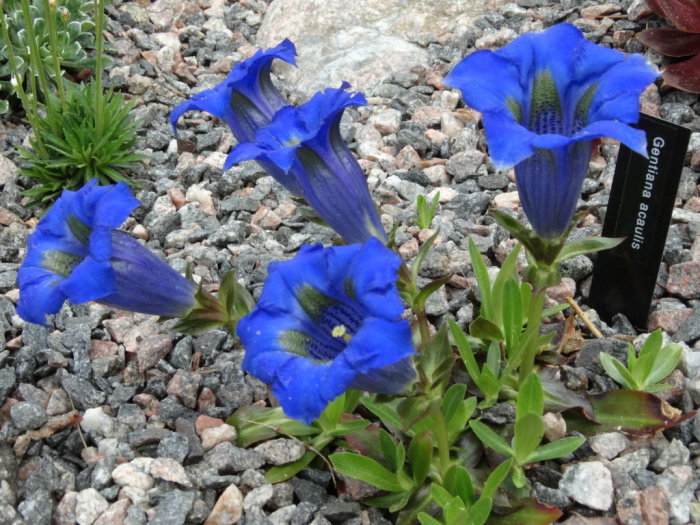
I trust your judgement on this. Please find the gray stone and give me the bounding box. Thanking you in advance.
[0,368,16,401]
[149,490,197,525]
[673,308,700,344]
[17,489,52,525]
[651,439,690,472]
[157,432,190,463]
[588,432,629,460]
[257,0,491,96]
[59,373,106,410]
[559,461,613,511]
[75,488,108,525]
[10,402,48,431]
[254,439,306,466]
[656,466,697,524]
[205,442,265,473]
[532,482,571,509]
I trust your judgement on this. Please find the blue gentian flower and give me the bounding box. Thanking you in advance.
[169,39,297,143]
[226,84,387,244]
[238,238,416,424]
[17,180,196,325]
[445,23,658,238]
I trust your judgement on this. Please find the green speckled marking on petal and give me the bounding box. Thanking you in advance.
[42,250,83,277]
[296,285,337,321]
[573,83,598,132]
[505,96,523,123]
[343,277,356,301]
[278,329,311,357]
[67,215,92,245]
[529,70,563,135]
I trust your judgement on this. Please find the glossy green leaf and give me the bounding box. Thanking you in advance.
[361,397,403,430]
[645,343,682,388]
[491,244,521,328]
[470,420,512,457]
[265,450,316,483]
[330,453,404,492]
[446,397,477,443]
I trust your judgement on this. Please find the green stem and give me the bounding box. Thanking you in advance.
[518,290,546,384]
[0,2,47,155]
[433,410,451,479]
[42,0,66,110]
[415,308,431,350]
[20,0,50,102]
[94,0,104,141]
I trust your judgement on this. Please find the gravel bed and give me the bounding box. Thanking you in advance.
[0,0,699,523]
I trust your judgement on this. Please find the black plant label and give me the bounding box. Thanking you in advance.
[588,113,690,328]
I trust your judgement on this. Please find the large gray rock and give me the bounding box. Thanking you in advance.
[256,0,496,96]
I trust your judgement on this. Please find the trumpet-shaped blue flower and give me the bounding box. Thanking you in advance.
[445,23,658,238]
[17,180,196,325]
[169,39,297,144]
[226,84,387,244]
[238,238,415,424]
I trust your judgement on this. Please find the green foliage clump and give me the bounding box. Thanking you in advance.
[19,81,142,208]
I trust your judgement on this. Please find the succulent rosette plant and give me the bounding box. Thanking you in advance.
[636,0,700,93]
[237,238,415,424]
[17,180,196,325]
[227,84,387,244]
[445,23,659,240]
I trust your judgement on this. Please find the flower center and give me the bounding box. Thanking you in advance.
[42,250,83,277]
[67,214,92,244]
[529,70,563,135]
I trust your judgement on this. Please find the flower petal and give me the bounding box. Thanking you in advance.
[60,256,115,303]
[16,271,66,325]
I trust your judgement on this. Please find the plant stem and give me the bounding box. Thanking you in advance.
[415,308,431,350]
[20,0,51,102]
[518,289,545,384]
[0,1,47,155]
[43,0,66,110]
[433,409,451,479]
[94,0,104,141]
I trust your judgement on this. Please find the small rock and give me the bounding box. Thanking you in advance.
[651,439,690,472]
[205,484,243,525]
[75,488,108,525]
[137,334,173,372]
[253,438,306,465]
[10,401,48,431]
[80,407,114,437]
[111,463,154,491]
[201,424,238,453]
[150,458,192,487]
[589,432,629,460]
[559,461,613,511]
[666,261,700,300]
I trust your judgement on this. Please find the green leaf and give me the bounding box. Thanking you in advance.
[446,397,477,444]
[469,316,504,343]
[599,353,635,389]
[361,397,403,430]
[414,275,452,310]
[555,235,624,263]
[265,450,316,483]
[442,383,468,422]
[512,413,544,464]
[379,429,399,471]
[490,244,521,328]
[481,458,512,499]
[449,318,482,385]
[563,390,688,437]
[502,279,523,353]
[469,420,512,457]
[418,512,443,525]
[644,343,682,388]
[330,453,404,492]
[487,498,563,525]
[525,436,585,463]
[444,465,475,506]
[469,497,493,525]
[516,372,544,420]
[408,431,433,485]
[468,237,492,319]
